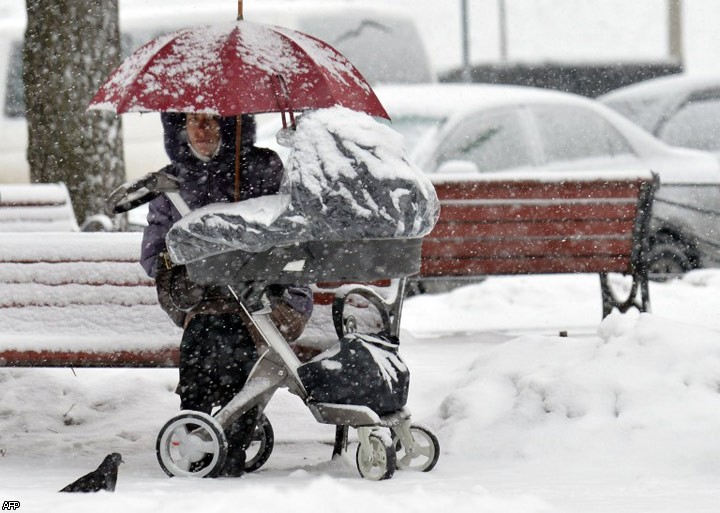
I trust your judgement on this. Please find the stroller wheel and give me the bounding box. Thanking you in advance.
[355,432,396,480]
[393,424,440,472]
[245,413,274,472]
[156,411,227,478]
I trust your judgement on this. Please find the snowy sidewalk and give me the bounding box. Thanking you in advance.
[3,272,720,513]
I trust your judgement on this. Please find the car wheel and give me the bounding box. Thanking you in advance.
[646,242,693,281]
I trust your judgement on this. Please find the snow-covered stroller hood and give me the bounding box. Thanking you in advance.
[165,106,440,266]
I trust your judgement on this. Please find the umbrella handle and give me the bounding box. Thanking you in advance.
[237,0,243,20]
[272,74,296,130]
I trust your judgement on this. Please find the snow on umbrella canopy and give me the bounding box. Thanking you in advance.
[88,20,389,119]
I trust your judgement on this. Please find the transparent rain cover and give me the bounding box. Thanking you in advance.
[166,106,440,265]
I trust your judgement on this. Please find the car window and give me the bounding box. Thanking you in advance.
[386,115,444,153]
[658,95,720,152]
[432,107,533,173]
[601,95,668,133]
[530,104,633,165]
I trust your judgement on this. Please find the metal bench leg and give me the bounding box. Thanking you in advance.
[599,271,651,318]
[332,425,349,457]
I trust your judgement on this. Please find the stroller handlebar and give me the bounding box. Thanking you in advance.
[105,171,187,215]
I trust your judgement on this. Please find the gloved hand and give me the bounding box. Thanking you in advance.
[270,301,309,342]
[267,286,313,342]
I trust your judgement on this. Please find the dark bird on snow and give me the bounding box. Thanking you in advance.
[59,452,124,493]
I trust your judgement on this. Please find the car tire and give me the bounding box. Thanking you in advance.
[646,242,693,281]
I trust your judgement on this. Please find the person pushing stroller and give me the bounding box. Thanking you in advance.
[140,112,313,477]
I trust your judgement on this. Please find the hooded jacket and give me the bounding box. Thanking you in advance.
[141,113,313,328]
[140,113,284,277]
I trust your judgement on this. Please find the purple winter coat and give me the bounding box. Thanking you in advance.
[141,114,283,276]
[141,113,313,320]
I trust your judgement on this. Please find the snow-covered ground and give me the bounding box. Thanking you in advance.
[3,271,720,512]
[2,1,720,510]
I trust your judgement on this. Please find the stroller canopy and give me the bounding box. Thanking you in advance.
[166,106,440,265]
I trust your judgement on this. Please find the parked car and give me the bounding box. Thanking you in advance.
[369,83,720,275]
[599,73,720,156]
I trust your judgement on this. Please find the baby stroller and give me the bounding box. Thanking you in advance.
[107,110,441,480]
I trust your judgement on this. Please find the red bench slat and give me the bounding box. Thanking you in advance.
[428,219,637,239]
[421,255,633,276]
[438,202,638,223]
[0,348,179,368]
[432,178,646,201]
[421,238,633,260]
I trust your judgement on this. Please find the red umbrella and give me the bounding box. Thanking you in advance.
[88,20,389,120]
[89,17,389,199]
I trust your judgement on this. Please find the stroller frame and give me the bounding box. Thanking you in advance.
[156,277,439,480]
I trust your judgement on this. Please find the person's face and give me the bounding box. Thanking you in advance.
[186,113,221,157]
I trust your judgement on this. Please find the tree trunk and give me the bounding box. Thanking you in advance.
[23,0,124,226]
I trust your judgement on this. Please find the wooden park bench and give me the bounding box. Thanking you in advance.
[0,169,657,367]
[0,231,394,368]
[420,169,659,318]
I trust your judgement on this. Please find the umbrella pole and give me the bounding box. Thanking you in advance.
[234,115,242,201]
[234,0,243,201]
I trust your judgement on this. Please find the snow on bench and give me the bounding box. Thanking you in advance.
[0,183,80,232]
[0,232,182,367]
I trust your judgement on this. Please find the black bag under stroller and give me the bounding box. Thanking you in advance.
[298,332,409,416]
